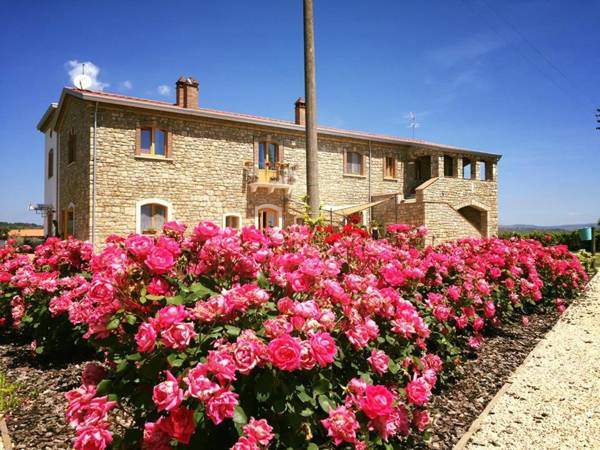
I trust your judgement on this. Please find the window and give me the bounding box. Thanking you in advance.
[224,214,241,229]
[137,127,169,157]
[140,203,167,234]
[48,149,54,178]
[256,205,281,229]
[258,142,280,169]
[62,207,74,237]
[67,129,76,164]
[480,161,487,181]
[384,156,396,179]
[345,151,364,175]
[463,158,472,179]
[444,155,454,177]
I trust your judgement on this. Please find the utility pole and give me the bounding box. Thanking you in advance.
[303,0,320,220]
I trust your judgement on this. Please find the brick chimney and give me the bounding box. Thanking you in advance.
[175,76,199,109]
[294,97,306,125]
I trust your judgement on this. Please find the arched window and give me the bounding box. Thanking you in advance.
[223,213,242,229]
[136,199,173,234]
[48,149,54,178]
[256,204,282,229]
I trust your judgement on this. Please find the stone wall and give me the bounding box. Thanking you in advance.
[56,98,499,246]
[57,98,91,240]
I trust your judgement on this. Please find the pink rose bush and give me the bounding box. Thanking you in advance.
[0,221,588,448]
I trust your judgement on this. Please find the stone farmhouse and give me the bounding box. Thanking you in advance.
[36,76,500,247]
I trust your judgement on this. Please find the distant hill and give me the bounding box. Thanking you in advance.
[0,222,42,229]
[500,223,596,233]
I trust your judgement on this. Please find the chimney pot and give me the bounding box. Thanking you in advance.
[175,76,199,109]
[294,97,306,125]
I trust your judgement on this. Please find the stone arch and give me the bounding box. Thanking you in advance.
[455,201,489,237]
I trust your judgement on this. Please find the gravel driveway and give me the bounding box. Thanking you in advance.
[456,274,600,450]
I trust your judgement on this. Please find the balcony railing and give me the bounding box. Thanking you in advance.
[247,162,293,193]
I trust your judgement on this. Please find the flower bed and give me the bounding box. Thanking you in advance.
[0,223,587,450]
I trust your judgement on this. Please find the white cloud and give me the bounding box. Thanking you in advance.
[119,80,133,90]
[66,60,109,91]
[429,33,506,68]
[157,85,171,96]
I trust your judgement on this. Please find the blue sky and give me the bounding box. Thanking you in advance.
[0,0,598,226]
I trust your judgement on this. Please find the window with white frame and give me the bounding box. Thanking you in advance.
[223,214,241,229]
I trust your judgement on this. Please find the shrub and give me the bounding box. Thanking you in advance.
[0,224,588,449]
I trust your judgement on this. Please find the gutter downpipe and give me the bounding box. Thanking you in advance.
[92,102,98,248]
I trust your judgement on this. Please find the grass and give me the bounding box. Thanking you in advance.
[0,371,21,415]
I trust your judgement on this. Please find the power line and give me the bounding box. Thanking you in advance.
[459,0,597,113]
[480,0,597,109]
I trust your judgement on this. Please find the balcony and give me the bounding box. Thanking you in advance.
[247,162,293,194]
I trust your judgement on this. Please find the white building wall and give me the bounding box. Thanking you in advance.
[43,129,57,235]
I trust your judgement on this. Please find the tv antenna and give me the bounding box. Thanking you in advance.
[407,112,420,138]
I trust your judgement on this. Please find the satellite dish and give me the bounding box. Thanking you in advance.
[73,73,92,90]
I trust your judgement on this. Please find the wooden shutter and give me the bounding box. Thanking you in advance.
[343,149,347,174]
[253,138,259,168]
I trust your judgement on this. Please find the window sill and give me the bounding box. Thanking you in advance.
[343,173,366,179]
[135,155,174,162]
[383,177,398,182]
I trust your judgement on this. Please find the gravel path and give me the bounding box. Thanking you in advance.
[456,274,600,450]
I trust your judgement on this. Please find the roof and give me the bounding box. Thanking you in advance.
[48,86,501,159]
[36,103,58,132]
[8,228,44,238]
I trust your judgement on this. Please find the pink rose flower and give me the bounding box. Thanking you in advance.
[135,322,157,353]
[155,305,187,330]
[161,322,197,350]
[230,436,259,450]
[73,426,113,450]
[309,332,337,367]
[368,349,389,375]
[81,363,107,387]
[161,406,196,444]
[147,277,171,296]
[413,409,430,432]
[152,371,184,412]
[185,366,220,401]
[360,384,395,419]
[321,405,360,445]
[243,417,274,446]
[125,234,154,259]
[145,247,176,275]
[267,334,302,371]
[87,278,114,304]
[405,377,431,406]
[433,304,451,322]
[142,421,171,450]
[206,389,239,425]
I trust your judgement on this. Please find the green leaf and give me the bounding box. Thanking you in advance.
[34,345,44,354]
[313,378,330,395]
[167,353,185,367]
[106,317,120,330]
[166,295,184,305]
[145,294,164,301]
[307,444,319,450]
[318,395,335,413]
[126,352,142,361]
[190,282,217,298]
[233,405,248,424]
[95,379,113,396]
[297,391,312,403]
[225,325,241,337]
[300,407,314,417]
[126,314,137,325]
[256,271,269,289]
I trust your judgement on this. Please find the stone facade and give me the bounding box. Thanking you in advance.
[49,87,500,247]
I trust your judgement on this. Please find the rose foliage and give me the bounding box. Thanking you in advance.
[0,222,587,449]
